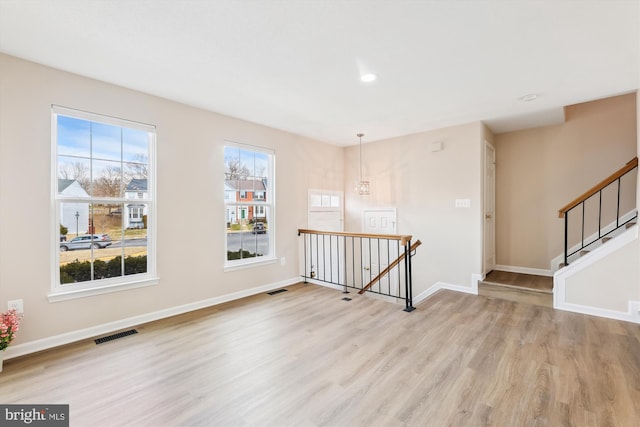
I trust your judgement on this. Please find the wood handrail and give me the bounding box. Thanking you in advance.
[558,157,638,218]
[297,229,413,246]
[358,240,422,295]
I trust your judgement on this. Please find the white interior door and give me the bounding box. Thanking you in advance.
[484,141,496,274]
[306,190,343,282]
[363,209,398,295]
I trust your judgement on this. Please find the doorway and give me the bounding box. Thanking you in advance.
[484,141,496,275]
[306,189,344,282]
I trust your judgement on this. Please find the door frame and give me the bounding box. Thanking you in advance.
[483,140,496,275]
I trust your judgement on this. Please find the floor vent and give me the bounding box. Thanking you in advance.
[95,329,138,345]
[342,297,352,301]
[267,289,288,296]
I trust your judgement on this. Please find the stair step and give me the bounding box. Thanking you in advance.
[602,237,612,243]
[626,222,637,229]
[479,283,552,307]
[579,250,590,257]
[481,270,553,294]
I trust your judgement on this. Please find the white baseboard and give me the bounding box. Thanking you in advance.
[306,279,409,305]
[553,225,639,324]
[414,279,478,305]
[470,273,482,293]
[495,264,552,277]
[4,277,301,360]
[553,300,640,324]
[303,278,348,292]
[309,275,480,307]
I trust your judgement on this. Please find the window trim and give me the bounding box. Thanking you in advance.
[50,105,158,300]
[223,141,276,270]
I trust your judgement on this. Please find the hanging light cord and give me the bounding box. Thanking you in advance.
[358,133,364,181]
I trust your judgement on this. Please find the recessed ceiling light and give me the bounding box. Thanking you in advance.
[519,93,538,102]
[361,73,377,83]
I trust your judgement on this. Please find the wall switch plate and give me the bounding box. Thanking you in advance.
[280,257,286,266]
[8,299,23,314]
[455,199,471,208]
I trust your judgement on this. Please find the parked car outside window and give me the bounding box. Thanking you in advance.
[252,222,266,234]
[60,234,112,251]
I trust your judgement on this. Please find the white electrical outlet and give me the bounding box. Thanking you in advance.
[8,299,23,314]
[280,257,286,266]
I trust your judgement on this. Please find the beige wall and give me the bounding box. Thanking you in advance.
[343,122,484,293]
[495,93,637,270]
[0,54,344,346]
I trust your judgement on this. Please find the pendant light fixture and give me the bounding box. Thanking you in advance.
[356,133,370,195]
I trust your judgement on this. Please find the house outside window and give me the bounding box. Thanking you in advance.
[224,143,274,267]
[52,106,156,300]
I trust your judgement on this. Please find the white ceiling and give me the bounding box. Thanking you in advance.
[0,1,638,146]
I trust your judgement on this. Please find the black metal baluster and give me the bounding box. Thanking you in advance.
[564,210,569,266]
[367,237,371,290]
[343,235,348,293]
[376,238,381,294]
[598,190,602,239]
[351,236,355,291]
[581,202,585,251]
[386,239,391,297]
[397,240,402,299]
[329,235,333,284]
[315,234,319,280]
[358,236,362,290]
[616,177,621,228]
[303,232,308,282]
[404,240,415,312]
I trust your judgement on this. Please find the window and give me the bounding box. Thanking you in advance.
[224,143,274,267]
[52,106,156,299]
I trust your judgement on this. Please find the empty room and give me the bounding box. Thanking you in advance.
[1,1,639,426]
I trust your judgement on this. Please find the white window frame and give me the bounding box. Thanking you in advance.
[224,141,276,270]
[50,105,158,302]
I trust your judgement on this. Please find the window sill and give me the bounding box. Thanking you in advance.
[224,257,277,272]
[48,276,159,302]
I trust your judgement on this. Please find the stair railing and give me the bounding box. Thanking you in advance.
[558,157,638,266]
[297,229,419,312]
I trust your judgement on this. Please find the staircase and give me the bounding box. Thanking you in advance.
[297,229,420,312]
[481,159,637,313]
[479,270,553,307]
[557,157,638,267]
[556,219,637,269]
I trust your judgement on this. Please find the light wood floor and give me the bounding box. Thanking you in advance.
[482,270,553,293]
[2,283,640,426]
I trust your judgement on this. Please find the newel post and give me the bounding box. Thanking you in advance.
[403,239,415,312]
